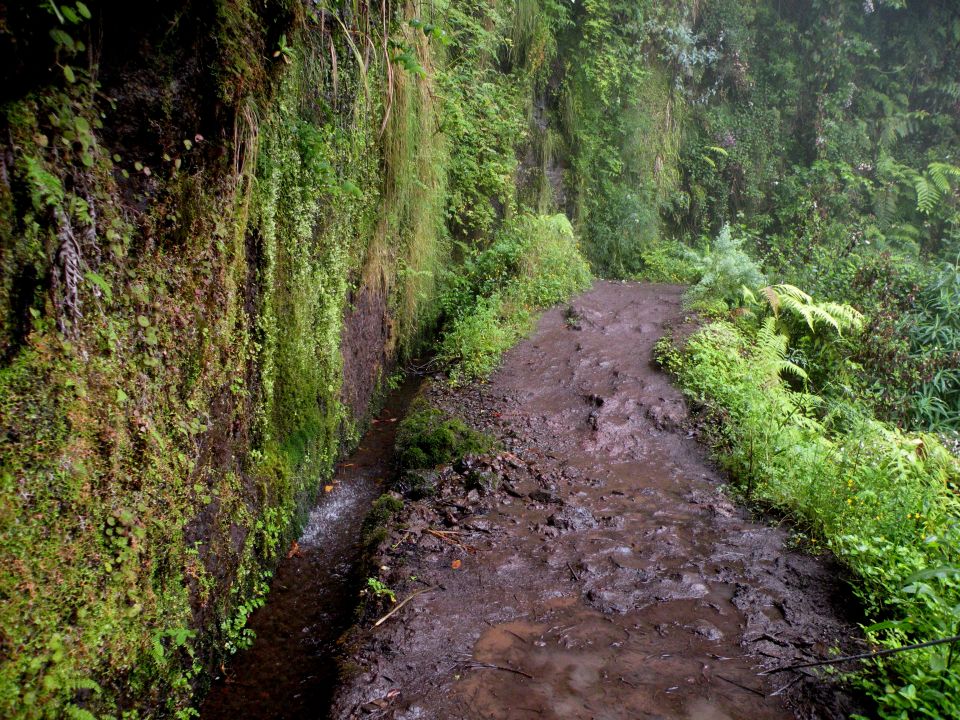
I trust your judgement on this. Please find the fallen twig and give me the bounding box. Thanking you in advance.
[374,586,437,627]
[504,628,528,644]
[566,562,580,582]
[390,531,411,550]
[716,673,766,697]
[760,634,960,675]
[770,673,806,697]
[425,528,477,554]
[460,661,534,680]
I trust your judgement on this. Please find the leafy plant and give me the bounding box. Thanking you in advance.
[683,224,766,309]
[365,577,396,603]
[661,307,960,717]
[438,213,591,383]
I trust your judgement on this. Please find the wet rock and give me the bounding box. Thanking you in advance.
[536,523,561,538]
[464,467,499,495]
[397,469,439,500]
[500,480,525,498]
[693,620,724,641]
[587,409,600,430]
[528,489,560,504]
[583,393,605,407]
[645,402,685,431]
[547,505,598,531]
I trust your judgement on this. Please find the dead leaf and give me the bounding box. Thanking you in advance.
[324,484,334,493]
[451,559,462,570]
[286,541,301,559]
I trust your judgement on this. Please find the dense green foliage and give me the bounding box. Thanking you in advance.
[438,213,591,383]
[657,0,960,435]
[0,0,587,716]
[657,216,960,715]
[394,397,495,473]
[649,7,960,709]
[661,308,960,718]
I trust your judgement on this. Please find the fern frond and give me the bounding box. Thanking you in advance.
[755,317,807,384]
[759,284,862,336]
[777,358,809,381]
[771,284,816,330]
[771,283,813,305]
[819,301,865,333]
[928,163,954,195]
[760,285,780,315]
[914,175,939,214]
[757,316,785,357]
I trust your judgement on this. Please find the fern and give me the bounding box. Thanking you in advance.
[910,162,960,214]
[755,317,808,385]
[914,175,939,214]
[758,284,864,336]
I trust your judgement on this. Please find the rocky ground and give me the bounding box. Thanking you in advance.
[330,281,867,720]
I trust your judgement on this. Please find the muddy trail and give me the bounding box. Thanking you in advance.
[201,378,422,720]
[331,282,865,720]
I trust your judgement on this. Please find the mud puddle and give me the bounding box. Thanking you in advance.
[331,282,866,719]
[201,377,422,720]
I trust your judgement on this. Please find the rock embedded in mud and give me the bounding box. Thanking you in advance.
[546,505,598,531]
[463,467,499,495]
[693,620,725,641]
[398,468,439,499]
[528,489,560,504]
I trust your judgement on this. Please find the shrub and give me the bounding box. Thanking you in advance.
[634,239,702,283]
[661,317,960,718]
[438,213,591,383]
[683,224,766,309]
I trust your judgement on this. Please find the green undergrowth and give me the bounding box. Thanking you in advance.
[659,308,960,718]
[437,213,591,383]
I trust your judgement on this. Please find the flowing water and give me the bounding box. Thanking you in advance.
[200,378,421,720]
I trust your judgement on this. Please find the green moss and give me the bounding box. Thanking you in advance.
[359,493,405,549]
[395,398,496,471]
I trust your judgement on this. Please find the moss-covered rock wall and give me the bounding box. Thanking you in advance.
[0,0,696,716]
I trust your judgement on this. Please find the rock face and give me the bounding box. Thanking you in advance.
[331,282,865,720]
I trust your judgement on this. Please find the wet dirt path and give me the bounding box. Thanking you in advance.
[332,282,863,719]
[201,378,421,720]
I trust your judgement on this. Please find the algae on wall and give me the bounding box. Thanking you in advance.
[0,1,450,716]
